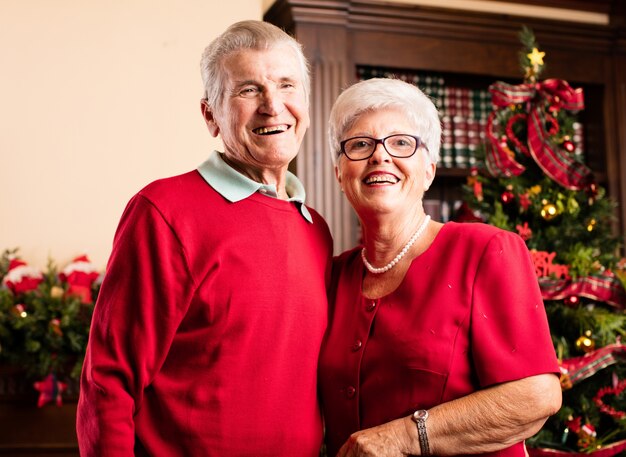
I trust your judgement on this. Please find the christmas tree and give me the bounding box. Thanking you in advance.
[463,27,626,456]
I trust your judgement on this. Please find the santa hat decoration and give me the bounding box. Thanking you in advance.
[59,255,99,304]
[2,258,43,294]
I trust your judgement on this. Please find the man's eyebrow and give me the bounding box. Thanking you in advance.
[232,80,259,90]
[278,75,299,83]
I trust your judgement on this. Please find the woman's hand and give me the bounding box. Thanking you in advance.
[336,416,416,457]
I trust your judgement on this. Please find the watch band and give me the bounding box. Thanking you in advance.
[412,409,431,456]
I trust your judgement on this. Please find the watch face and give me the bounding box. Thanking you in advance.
[413,409,429,421]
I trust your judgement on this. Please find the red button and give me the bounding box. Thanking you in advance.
[346,386,356,398]
[366,301,377,311]
[352,340,362,352]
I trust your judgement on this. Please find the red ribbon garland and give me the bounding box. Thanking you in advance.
[560,343,626,386]
[528,440,626,457]
[486,79,595,190]
[539,271,626,310]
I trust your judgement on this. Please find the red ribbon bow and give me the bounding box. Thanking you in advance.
[486,79,595,190]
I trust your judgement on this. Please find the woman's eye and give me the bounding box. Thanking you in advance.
[391,137,414,148]
[350,140,372,150]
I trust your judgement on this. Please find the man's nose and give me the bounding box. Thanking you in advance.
[258,89,285,115]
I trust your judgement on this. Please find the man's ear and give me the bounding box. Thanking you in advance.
[200,100,220,138]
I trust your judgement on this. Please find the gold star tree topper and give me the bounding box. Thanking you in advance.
[528,47,546,67]
[526,47,546,83]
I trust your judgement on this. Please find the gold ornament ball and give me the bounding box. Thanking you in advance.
[575,330,595,353]
[587,218,596,232]
[50,285,65,299]
[541,203,558,221]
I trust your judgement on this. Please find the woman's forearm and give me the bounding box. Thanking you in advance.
[426,373,562,455]
[336,373,562,457]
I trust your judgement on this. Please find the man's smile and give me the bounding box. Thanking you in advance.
[253,124,291,135]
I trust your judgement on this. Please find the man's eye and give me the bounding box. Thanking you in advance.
[239,87,259,96]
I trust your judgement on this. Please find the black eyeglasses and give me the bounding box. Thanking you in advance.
[339,134,427,161]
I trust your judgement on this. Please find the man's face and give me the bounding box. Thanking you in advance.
[204,44,310,175]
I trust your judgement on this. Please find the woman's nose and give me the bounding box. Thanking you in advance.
[368,141,392,163]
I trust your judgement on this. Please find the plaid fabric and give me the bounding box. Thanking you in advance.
[539,272,626,309]
[487,79,594,190]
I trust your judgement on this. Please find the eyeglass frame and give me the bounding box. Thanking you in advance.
[338,134,428,161]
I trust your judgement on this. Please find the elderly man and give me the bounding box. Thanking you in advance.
[77,20,332,456]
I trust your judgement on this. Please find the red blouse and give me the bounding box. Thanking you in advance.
[319,222,559,457]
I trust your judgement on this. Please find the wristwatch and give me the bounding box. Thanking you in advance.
[412,409,431,456]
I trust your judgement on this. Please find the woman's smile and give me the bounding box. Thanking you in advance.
[363,171,400,185]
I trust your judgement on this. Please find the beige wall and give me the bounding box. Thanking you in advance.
[1,0,261,269]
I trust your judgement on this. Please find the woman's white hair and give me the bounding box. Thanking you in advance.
[200,20,310,113]
[328,78,441,165]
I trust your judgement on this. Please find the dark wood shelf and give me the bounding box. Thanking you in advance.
[436,167,472,178]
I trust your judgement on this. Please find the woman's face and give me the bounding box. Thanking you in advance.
[335,107,436,218]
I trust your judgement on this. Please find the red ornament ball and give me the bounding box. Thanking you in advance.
[563,140,575,153]
[565,295,580,307]
[501,190,515,204]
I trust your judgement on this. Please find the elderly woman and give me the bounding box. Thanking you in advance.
[319,78,562,457]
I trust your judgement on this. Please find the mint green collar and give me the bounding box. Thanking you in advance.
[197,150,312,223]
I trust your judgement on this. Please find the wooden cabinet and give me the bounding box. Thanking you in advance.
[0,368,79,456]
[264,0,626,253]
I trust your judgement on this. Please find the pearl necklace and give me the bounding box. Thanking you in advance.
[361,215,431,274]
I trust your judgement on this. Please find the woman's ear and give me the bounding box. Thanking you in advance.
[200,100,220,137]
[334,165,345,192]
[424,161,437,192]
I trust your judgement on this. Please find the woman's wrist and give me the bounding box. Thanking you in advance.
[402,414,426,455]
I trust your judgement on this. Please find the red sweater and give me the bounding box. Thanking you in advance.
[77,170,333,456]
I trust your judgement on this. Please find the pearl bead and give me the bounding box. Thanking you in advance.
[361,215,431,274]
